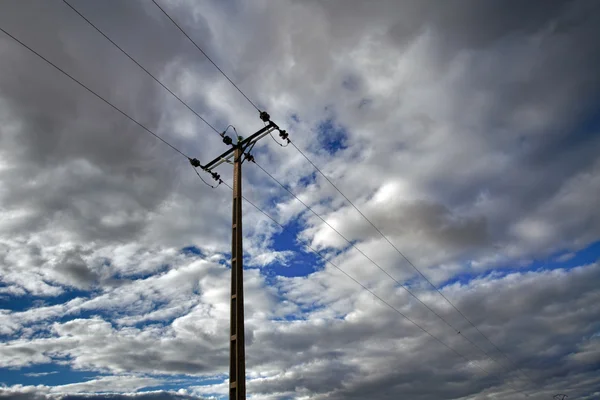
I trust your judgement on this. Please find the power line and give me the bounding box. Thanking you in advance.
[250,159,531,387]
[254,161,531,394]
[149,0,543,380]
[152,0,261,113]
[131,0,533,381]
[138,3,556,388]
[0,26,191,160]
[269,131,289,147]
[62,0,222,137]
[7,3,533,392]
[287,139,537,385]
[212,177,528,399]
[191,164,220,189]
[3,9,535,398]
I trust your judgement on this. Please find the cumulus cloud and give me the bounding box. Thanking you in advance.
[0,385,204,400]
[1,0,599,399]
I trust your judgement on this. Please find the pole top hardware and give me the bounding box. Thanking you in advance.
[259,111,270,122]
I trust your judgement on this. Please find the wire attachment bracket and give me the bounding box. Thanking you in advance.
[202,124,276,172]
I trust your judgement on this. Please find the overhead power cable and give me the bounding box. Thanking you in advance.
[0,26,191,160]
[287,139,538,386]
[250,160,522,381]
[149,0,549,381]
[146,0,537,381]
[62,0,221,137]
[191,164,220,189]
[269,131,289,147]
[152,0,261,113]
[212,178,528,399]
[143,5,550,386]
[4,11,534,399]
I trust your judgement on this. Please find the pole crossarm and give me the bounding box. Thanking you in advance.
[203,123,276,172]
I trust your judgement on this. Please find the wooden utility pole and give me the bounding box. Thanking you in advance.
[229,144,246,399]
[196,114,285,400]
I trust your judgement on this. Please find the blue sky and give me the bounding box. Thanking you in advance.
[440,240,600,288]
[1,1,600,400]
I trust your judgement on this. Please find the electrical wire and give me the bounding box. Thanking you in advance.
[4,6,534,393]
[288,139,538,386]
[223,125,238,137]
[191,164,220,189]
[251,160,524,383]
[263,120,288,147]
[0,26,192,160]
[216,179,528,399]
[269,132,289,147]
[152,0,261,113]
[62,0,222,137]
[2,14,534,399]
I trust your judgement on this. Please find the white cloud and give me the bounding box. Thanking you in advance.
[0,0,599,399]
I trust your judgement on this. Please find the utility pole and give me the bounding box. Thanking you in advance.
[230,143,245,399]
[192,112,288,400]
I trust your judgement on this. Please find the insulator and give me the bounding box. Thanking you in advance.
[259,111,271,122]
[189,158,201,168]
[223,136,233,146]
[279,130,289,140]
[245,154,255,163]
[211,172,221,181]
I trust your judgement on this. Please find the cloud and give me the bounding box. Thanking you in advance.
[0,384,205,400]
[1,0,600,399]
[24,372,59,378]
[2,262,599,399]
[556,253,576,263]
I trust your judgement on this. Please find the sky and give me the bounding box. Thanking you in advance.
[0,0,599,399]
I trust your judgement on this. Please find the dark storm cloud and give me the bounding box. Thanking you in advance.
[55,248,98,288]
[0,0,241,243]
[331,199,489,251]
[1,0,600,399]
[0,0,176,242]
[0,0,240,298]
